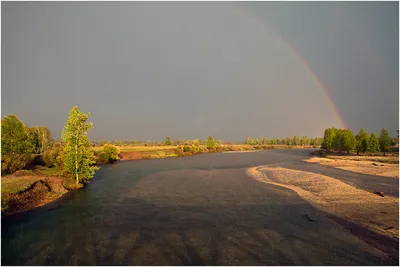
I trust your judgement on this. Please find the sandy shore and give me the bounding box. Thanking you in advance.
[247,166,399,240]
[305,157,399,178]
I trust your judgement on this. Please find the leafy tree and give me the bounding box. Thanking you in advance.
[341,129,355,154]
[322,127,337,151]
[99,144,120,163]
[1,114,35,173]
[379,128,391,155]
[207,135,216,149]
[60,106,99,184]
[261,137,267,145]
[332,129,343,152]
[367,133,380,153]
[164,136,172,146]
[292,136,300,146]
[355,129,369,155]
[37,126,54,153]
[300,136,309,146]
[42,141,64,169]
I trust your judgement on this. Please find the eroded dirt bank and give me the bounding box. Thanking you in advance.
[2,176,72,215]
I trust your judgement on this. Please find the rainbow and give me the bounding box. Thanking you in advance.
[234,5,347,129]
[272,31,347,129]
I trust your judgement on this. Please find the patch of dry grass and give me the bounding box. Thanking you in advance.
[247,166,399,239]
[306,157,399,178]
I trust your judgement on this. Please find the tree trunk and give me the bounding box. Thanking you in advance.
[75,133,79,185]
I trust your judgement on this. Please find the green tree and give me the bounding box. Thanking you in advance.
[207,135,216,149]
[1,114,35,173]
[42,141,64,169]
[332,129,343,152]
[37,126,54,153]
[379,128,391,155]
[164,136,172,146]
[341,129,356,154]
[261,137,267,145]
[98,144,120,163]
[322,127,337,151]
[367,133,380,153]
[355,129,369,155]
[60,106,98,184]
[245,137,250,145]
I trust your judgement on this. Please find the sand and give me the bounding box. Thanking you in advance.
[305,157,399,178]
[247,166,399,240]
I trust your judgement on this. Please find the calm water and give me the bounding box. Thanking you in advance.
[1,150,393,265]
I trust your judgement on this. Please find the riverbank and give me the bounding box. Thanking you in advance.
[1,169,82,215]
[108,144,316,160]
[305,153,399,178]
[247,166,399,259]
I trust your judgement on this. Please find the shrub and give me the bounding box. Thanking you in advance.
[42,142,64,168]
[98,144,120,163]
[191,145,201,154]
[207,136,216,149]
[174,147,185,157]
[142,154,152,160]
[1,153,33,174]
[63,178,84,190]
[182,145,191,153]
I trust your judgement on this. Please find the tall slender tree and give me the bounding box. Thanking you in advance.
[207,136,216,149]
[60,106,98,185]
[164,136,172,146]
[355,129,369,155]
[322,127,337,151]
[341,129,355,154]
[379,128,391,155]
[368,133,380,153]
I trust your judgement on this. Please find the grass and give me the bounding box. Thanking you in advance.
[34,166,59,176]
[91,145,176,153]
[2,177,38,196]
[326,154,399,164]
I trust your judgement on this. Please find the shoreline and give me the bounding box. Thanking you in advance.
[2,147,314,216]
[246,165,399,260]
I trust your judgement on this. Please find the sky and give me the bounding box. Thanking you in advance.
[2,2,398,141]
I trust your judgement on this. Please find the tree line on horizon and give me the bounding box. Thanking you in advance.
[3,107,398,184]
[321,127,398,155]
[244,136,324,146]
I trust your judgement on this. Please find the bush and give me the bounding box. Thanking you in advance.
[42,142,64,168]
[182,145,191,152]
[175,147,185,157]
[98,144,120,163]
[142,154,152,160]
[191,145,201,154]
[261,145,275,149]
[1,153,33,174]
[63,178,84,190]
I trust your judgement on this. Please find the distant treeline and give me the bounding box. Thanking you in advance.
[321,127,399,155]
[91,139,227,147]
[244,136,323,146]
[91,137,324,147]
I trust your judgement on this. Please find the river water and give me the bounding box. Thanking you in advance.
[1,150,395,265]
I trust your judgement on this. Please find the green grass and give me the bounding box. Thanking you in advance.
[35,166,59,176]
[1,177,38,196]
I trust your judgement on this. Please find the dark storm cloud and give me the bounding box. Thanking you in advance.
[2,2,398,140]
